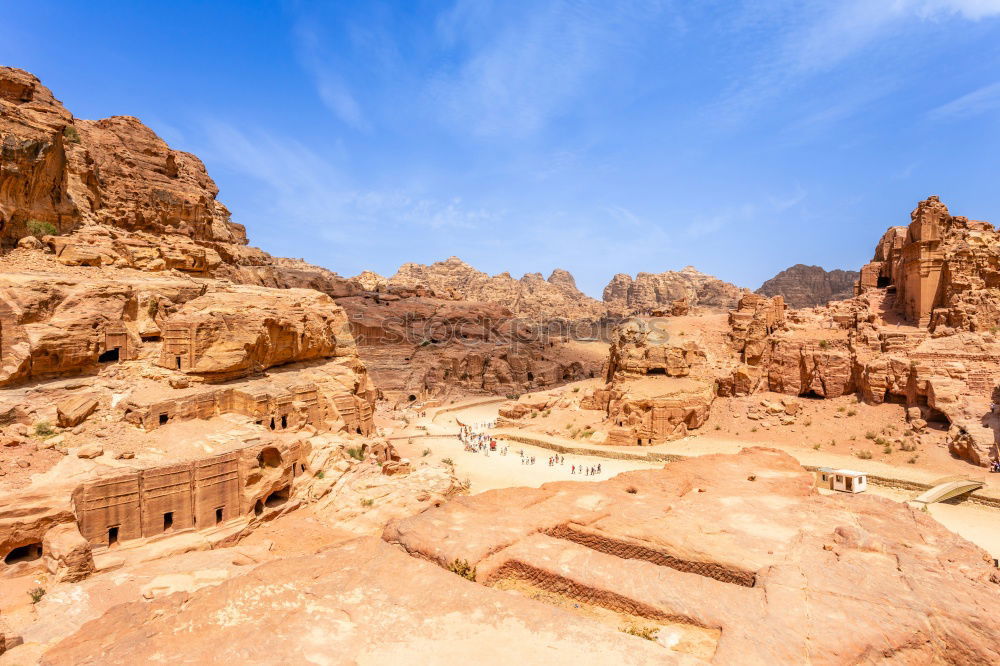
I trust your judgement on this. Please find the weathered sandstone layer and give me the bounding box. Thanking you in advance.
[603,266,743,315]
[756,264,858,308]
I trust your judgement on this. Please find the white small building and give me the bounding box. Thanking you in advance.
[817,467,868,493]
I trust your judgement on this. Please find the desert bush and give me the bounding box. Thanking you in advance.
[864,431,876,440]
[625,486,638,494]
[422,448,431,457]
[28,587,46,604]
[360,498,374,507]
[346,446,365,461]
[62,125,80,143]
[621,624,659,641]
[819,339,829,349]
[447,558,476,581]
[441,457,454,466]
[34,421,55,438]
[847,409,857,417]
[856,449,872,460]
[27,219,58,237]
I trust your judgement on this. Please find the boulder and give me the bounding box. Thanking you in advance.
[56,395,99,428]
[42,522,95,582]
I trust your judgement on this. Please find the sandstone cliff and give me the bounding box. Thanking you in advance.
[387,256,605,320]
[0,66,359,298]
[603,266,743,315]
[858,195,1000,333]
[756,264,858,308]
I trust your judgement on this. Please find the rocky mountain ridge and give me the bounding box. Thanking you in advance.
[756,264,859,308]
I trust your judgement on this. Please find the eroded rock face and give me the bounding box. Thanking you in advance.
[591,317,717,444]
[388,256,606,320]
[0,67,243,245]
[603,266,743,315]
[756,264,858,308]
[157,285,356,381]
[858,195,1000,332]
[384,448,1000,664]
[338,289,606,403]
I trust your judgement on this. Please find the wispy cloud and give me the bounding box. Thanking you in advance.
[709,0,1000,129]
[929,81,1000,119]
[294,22,370,131]
[194,120,494,245]
[424,0,672,137]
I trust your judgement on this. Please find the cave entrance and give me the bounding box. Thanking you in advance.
[876,276,891,288]
[108,526,119,548]
[4,542,42,565]
[408,395,416,402]
[253,500,264,516]
[281,415,288,429]
[646,368,667,376]
[257,447,282,468]
[799,390,824,400]
[265,486,290,509]
[215,507,224,525]
[98,348,120,363]
[159,413,169,426]
[163,511,174,532]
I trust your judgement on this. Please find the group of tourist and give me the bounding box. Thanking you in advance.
[990,459,1000,473]
[456,423,604,478]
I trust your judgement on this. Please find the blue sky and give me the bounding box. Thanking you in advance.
[4,1,1000,296]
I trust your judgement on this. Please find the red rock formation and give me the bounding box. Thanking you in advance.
[338,288,606,403]
[756,264,859,308]
[857,195,1000,332]
[603,266,744,315]
[388,256,606,320]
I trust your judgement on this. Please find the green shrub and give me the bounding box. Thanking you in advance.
[422,448,431,457]
[882,445,892,454]
[819,339,829,349]
[847,409,857,417]
[27,219,58,237]
[346,446,365,461]
[62,125,80,143]
[28,587,46,604]
[572,387,580,392]
[360,498,374,507]
[441,457,454,466]
[621,624,659,641]
[864,431,876,440]
[908,455,918,464]
[316,470,325,479]
[34,421,56,438]
[447,558,476,581]
[856,449,872,460]
[813,443,821,450]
